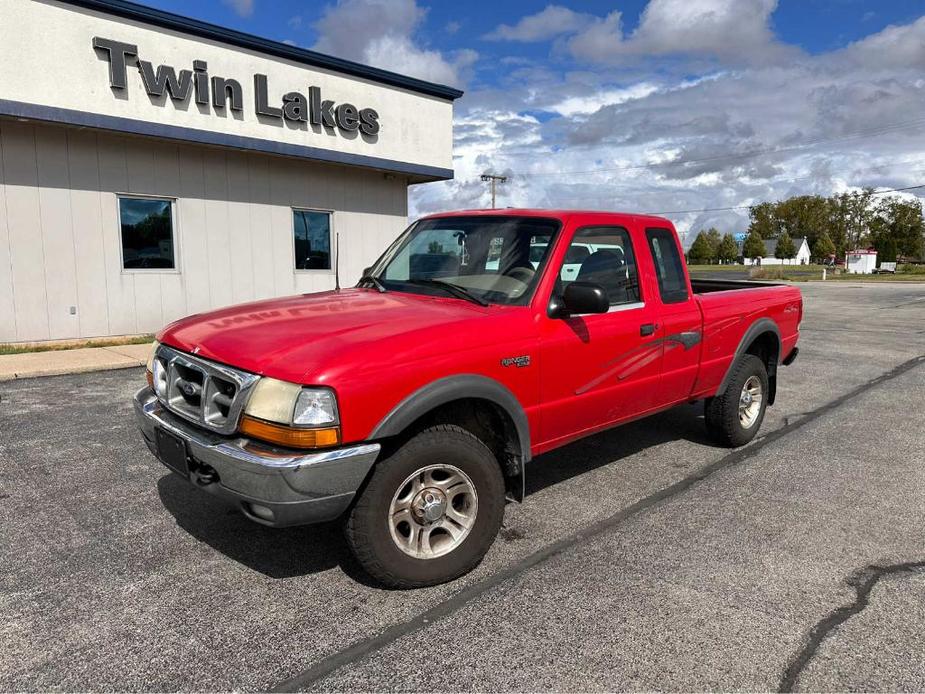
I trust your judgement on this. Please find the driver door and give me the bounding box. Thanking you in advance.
[537,224,662,448]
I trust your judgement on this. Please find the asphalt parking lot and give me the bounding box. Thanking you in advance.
[2,282,925,692]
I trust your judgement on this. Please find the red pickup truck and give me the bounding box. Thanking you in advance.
[135,209,801,587]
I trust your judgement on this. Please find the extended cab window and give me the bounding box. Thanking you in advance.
[646,228,689,303]
[374,216,560,305]
[557,226,641,306]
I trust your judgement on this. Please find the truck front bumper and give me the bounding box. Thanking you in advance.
[134,387,380,527]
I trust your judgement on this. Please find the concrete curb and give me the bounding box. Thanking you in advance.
[0,343,152,382]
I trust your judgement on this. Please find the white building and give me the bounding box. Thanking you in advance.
[745,236,812,266]
[847,249,878,274]
[0,0,460,343]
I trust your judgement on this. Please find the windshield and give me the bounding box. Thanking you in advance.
[369,216,561,305]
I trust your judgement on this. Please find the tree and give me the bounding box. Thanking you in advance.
[869,197,925,260]
[748,202,779,239]
[775,195,829,249]
[775,232,796,261]
[812,232,836,261]
[742,231,765,264]
[705,227,722,261]
[687,231,715,264]
[830,189,874,252]
[717,234,739,264]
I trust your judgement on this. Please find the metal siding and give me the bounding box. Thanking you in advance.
[96,135,137,335]
[176,145,211,315]
[66,129,110,338]
[153,143,187,326]
[202,149,234,311]
[0,123,16,342]
[247,154,275,301]
[225,151,255,305]
[1,122,411,342]
[2,122,50,341]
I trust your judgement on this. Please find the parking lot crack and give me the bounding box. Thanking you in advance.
[778,560,925,692]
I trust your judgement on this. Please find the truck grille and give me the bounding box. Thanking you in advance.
[151,345,259,435]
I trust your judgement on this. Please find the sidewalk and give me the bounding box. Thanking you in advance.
[0,343,153,381]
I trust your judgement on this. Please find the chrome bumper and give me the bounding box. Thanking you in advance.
[134,387,380,527]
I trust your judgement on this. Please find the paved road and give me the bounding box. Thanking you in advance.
[2,282,924,691]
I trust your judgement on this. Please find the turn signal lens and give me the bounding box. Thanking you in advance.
[239,415,340,449]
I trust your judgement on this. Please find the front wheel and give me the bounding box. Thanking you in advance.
[345,425,505,588]
[704,354,769,447]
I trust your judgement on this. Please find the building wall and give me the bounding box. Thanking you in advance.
[0,120,408,342]
[0,0,454,176]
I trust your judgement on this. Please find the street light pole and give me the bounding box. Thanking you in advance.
[480,173,508,209]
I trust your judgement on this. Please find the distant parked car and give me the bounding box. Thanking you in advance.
[874,262,897,274]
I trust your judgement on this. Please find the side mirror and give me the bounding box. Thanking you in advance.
[549,282,609,318]
[362,266,372,277]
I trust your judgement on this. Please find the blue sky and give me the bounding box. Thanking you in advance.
[140,0,925,241]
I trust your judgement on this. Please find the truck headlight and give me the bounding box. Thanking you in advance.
[242,378,340,448]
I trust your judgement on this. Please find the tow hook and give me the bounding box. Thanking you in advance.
[193,464,219,486]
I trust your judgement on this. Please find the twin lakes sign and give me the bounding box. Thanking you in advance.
[92,37,381,138]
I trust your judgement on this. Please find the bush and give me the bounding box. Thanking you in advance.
[749,267,793,280]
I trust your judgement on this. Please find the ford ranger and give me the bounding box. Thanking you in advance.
[135,209,801,588]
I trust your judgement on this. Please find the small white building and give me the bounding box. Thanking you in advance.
[745,236,811,266]
[847,249,878,274]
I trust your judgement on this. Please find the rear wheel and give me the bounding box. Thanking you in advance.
[345,425,505,588]
[704,354,769,447]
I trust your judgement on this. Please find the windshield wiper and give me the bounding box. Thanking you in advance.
[358,274,386,293]
[405,279,489,306]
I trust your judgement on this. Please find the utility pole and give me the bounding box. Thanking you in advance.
[480,173,507,209]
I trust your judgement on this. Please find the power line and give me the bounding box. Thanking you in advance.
[644,184,925,217]
[504,115,925,179]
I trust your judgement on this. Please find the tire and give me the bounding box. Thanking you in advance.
[704,354,769,448]
[345,424,506,589]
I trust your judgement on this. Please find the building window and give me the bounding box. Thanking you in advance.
[119,196,176,270]
[293,209,332,270]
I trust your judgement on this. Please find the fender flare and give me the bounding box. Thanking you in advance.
[716,318,782,401]
[370,373,532,479]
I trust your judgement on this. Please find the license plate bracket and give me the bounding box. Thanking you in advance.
[156,428,189,476]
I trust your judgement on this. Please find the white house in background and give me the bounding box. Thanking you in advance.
[744,236,811,265]
[847,249,878,274]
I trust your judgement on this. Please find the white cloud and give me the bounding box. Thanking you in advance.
[835,15,925,70]
[484,5,594,42]
[222,0,254,18]
[410,12,925,239]
[565,0,796,65]
[312,0,471,86]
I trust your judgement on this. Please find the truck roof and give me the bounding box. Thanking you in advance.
[420,208,674,227]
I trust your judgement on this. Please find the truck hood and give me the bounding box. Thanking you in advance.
[158,288,500,384]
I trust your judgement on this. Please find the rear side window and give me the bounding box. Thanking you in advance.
[646,228,689,304]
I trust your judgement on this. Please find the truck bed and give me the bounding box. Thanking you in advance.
[690,278,784,294]
[690,280,802,400]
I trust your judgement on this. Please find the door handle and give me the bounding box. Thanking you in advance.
[640,323,658,336]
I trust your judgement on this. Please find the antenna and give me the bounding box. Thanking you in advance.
[334,232,340,291]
